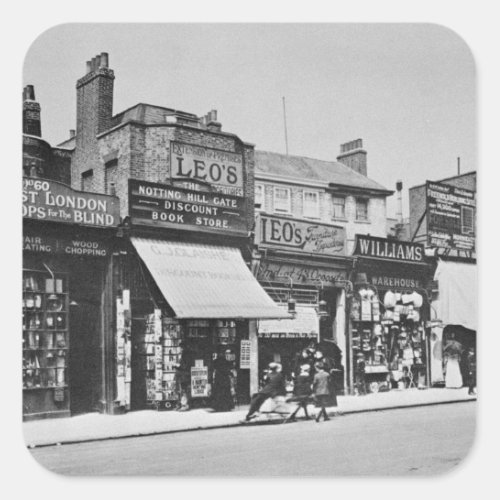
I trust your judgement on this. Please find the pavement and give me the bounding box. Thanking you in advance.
[23,387,476,448]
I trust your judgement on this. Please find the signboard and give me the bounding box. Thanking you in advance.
[257,215,345,256]
[239,340,251,369]
[426,181,476,251]
[190,366,209,398]
[257,260,346,285]
[170,141,244,197]
[353,235,425,262]
[369,275,422,290]
[23,233,110,257]
[129,179,247,236]
[22,177,120,227]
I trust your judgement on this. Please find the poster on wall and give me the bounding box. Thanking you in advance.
[426,181,476,251]
[191,366,209,397]
[240,340,251,369]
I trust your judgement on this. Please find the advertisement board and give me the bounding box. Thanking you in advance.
[256,214,345,256]
[353,235,425,262]
[22,177,120,227]
[426,181,475,251]
[129,179,247,236]
[170,141,244,197]
[190,366,209,398]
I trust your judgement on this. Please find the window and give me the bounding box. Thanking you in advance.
[255,184,265,210]
[461,206,475,235]
[303,191,319,218]
[105,159,118,195]
[332,196,346,219]
[81,169,93,192]
[273,187,291,213]
[356,198,369,221]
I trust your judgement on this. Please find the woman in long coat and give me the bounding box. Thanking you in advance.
[211,349,235,412]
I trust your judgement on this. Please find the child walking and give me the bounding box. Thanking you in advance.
[313,362,331,422]
[285,365,312,422]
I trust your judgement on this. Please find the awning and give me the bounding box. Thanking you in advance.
[258,305,319,339]
[434,261,477,331]
[131,238,290,320]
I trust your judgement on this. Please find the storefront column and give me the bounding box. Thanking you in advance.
[334,289,349,393]
[249,319,259,396]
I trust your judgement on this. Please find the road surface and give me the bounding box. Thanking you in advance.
[29,401,475,476]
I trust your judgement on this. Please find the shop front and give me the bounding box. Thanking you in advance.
[113,179,288,412]
[22,177,120,420]
[349,235,433,394]
[254,214,352,393]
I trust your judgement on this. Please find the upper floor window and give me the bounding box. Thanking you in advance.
[303,191,320,218]
[105,159,118,196]
[332,196,346,219]
[255,183,265,210]
[273,187,291,214]
[356,198,369,221]
[81,169,93,192]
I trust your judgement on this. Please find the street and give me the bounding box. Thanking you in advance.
[29,401,475,476]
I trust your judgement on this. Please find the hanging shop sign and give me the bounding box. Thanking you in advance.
[257,215,346,256]
[426,181,476,251]
[129,179,247,236]
[190,366,209,398]
[23,232,110,257]
[353,235,424,262]
[22,177,120,227]
[170,141,244,197]
[257,260,347,285]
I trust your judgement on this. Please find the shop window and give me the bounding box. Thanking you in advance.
[356,198,369,221]
[303,191,320,218]
[273,187,291,214]
[461,206,475,235]
[332,196,346,219]
[81,169,93,192]
[105,159,118,196]
[255,183,265,211]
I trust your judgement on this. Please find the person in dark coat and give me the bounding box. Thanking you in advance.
[313,362,331,422]
[211,348,235,412]
[465,347,476,395]
[355,352,367,396]
[285,365,313,422]
[245,362,286,421]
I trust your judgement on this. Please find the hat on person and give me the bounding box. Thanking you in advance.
[268,362,282,371]
[314,351,324,360]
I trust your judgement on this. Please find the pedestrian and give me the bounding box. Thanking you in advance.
[285,365,312,422]
[355,352,367,396]
[211,347,235,412]
[465,347,476,395]
[312,362,331,422]
[244,362,286,421]
[175,342,192,411]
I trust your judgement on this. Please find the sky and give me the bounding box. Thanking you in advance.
[23,23,476,218]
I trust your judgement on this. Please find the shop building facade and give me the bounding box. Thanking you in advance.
[252,142,394,394]
[50,53,287,413]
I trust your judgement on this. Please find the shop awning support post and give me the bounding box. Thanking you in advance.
[249,320,259,396]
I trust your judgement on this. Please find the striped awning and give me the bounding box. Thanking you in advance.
[258,305,319,338]
[131,238,290,320]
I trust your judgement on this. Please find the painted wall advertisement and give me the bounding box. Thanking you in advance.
[257,260,347,285]
[426,181,476,251]
[257,214,346,256]
[129,179,247,236]
[22,177,120,227]
[190,366,209,398]
[170,141,244,197]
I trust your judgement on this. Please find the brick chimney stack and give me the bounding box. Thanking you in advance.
[336,138,367,176]
[23,85,41,137]
[73,52,114,190]
[205,109,222,132]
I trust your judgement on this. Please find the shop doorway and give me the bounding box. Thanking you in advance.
[68,261,104,415]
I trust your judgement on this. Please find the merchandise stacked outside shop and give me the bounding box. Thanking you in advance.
[22,177,120,419]
[349,235,434,394]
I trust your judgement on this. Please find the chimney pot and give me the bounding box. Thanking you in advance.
[91,57,97,72]
[70,129,76,138]
[95,54,101,68]
[26,85,35,100]
[86,60,92,73]
[100,52,109,68]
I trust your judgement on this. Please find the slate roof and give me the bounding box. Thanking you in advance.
[254,150,391,194]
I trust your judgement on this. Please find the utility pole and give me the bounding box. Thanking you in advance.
[282,96,289,155]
